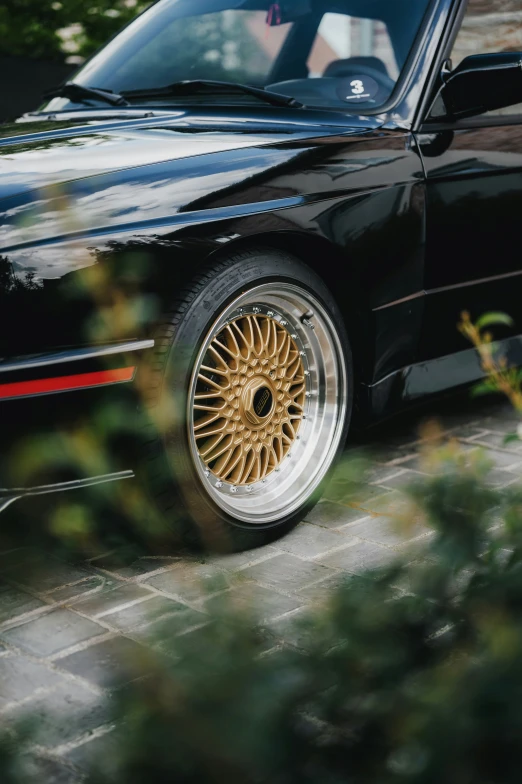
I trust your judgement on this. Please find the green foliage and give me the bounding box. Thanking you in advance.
[78,446,522,784]
[475,312,515,330]
[0,0,149,61]
[460,310,522,443]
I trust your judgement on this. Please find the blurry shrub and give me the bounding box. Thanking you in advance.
[77,440,522,784]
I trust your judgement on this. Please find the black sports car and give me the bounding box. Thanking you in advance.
[1,0,521,549]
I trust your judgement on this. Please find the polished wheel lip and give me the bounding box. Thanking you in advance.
[187,283,347,525]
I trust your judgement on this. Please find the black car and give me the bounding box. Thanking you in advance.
[1,0,521,549]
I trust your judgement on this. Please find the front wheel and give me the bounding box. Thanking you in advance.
[141,248,353,551]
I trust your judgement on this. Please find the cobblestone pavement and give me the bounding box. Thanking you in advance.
[1,394,521,781]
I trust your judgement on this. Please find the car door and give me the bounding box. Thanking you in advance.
[417,0,522,366]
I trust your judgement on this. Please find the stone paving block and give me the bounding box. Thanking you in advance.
[7,681,108,749]
[0,609,106,657]
[485,468,520,488]
[209,545,280,572]
[480,449,522,470]
[343,516,426,548]
[19,754,81,784]
[328,484,391,508]
[145,562,233,602]
[376,470,419,490]
[0,548,42,573]
[318,539,396,573]
[265,607,313,649]
[70,583,153,618]
[276,522,347,558]
[370,445,418,466]
[452,425,490,441]
[129,612,207,650]
[91,555,183,580]
[204,582,303,620]
[297,573,349,602]
[384,454,427,473]
[366,464,410,485]
[0,654,67,708]
[477,417,521,435]
[400,533,435,562]
[58,636,146,689]
[362,490,408,517]
[3,558,92,595]
[0,581,45,625]
[239,553,334,592]
[49,574,121,603]
[305,500,369,528]
[66,729,121,775]
[472,432,522,453]
[102,595,202,633]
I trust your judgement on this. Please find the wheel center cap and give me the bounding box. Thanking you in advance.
[242,377,275,427]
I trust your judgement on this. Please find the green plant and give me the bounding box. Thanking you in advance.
[78,440,522,784]
[0,0,150,62]
[459,310,522,442]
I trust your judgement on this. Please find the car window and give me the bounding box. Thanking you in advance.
[450,0,522,118]
[307,12,399,80]
[45,0,432,114]
[89,10,294,92]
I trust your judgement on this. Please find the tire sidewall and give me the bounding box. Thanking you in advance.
[149,248,353,549]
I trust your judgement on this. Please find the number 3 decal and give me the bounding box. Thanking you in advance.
[350,79,364,95]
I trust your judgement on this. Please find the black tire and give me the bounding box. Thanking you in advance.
[139,247,353,552]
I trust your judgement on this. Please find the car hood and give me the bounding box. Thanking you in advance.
[0,110,378,203]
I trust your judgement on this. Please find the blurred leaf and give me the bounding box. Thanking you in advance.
[471,379,498,398]
[476,312,514,330]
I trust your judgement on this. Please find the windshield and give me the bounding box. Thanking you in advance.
[43,0,432,113]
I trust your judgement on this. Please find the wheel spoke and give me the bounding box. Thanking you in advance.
[218,446,243,480]
[193,401,226,412]
[198,373,229,392]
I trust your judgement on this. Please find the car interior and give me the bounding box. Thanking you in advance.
[262,0,429,108]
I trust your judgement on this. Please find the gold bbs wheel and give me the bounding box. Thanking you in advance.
[192,311,306,485]
[188,282,348,525]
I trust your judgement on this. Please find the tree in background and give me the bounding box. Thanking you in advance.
[0,0,150,62]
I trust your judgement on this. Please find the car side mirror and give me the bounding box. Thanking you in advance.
[437,52,522,120]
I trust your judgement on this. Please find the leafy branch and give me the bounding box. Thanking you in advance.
[459,310,522,415]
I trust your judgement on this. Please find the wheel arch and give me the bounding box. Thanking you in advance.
[114,230,374,403]
[204,230,374,394]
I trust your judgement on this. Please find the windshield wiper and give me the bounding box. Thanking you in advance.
[44,82,129,107]
[121,80,302,108]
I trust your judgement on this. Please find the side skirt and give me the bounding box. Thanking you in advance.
[364,335,522,420]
